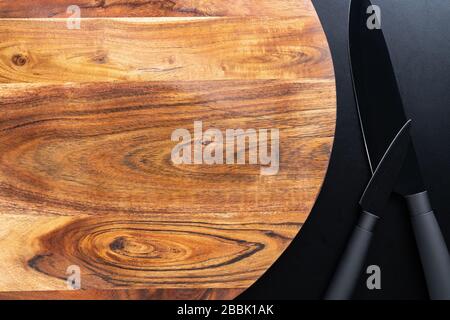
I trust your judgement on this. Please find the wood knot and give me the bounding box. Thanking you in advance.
[110,237,126,251]
[95,0,106,7]
[92,51,108,64]
[160,0,177,10]
[12,54,28,66]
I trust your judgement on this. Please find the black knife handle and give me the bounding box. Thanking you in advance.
[324,211,379,300]
[405,191,450,300]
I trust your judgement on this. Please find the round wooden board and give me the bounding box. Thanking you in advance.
[0,1,335,299]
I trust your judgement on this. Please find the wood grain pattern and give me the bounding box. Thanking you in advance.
[0,17,333,83]
[0,1,336,300]
[0,288,243,300]
[0,80,334,290]
[0,0,315,18]
[0,81,334,217]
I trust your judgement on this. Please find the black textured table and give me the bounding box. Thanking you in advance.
[241,0,450,300]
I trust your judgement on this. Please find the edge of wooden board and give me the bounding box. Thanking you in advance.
[0,0,315,18]
[0,288,244,300]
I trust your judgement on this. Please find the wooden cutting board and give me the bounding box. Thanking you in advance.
[0,0,335,300]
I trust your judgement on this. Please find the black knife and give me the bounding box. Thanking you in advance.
[349,0,450,299]
[325,120,412,300]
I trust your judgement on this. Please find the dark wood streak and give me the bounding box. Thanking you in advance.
[25,217,288,288]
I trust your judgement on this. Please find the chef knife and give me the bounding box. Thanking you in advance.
[325,120,412,300]
[349,0,450,299]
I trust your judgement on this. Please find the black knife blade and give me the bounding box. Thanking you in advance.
[348,0,424,196]
[325,120,411,300]
[359,120,411,214]
[349,0,450,299]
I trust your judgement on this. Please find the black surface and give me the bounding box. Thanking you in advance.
[239,0,450,300]
[349,0,424,196]
[349,0,409,170]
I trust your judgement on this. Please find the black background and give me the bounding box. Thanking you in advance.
[240,0,450,300]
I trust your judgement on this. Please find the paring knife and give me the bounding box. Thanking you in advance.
[349,0,450,299]
[324,120,412,300]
